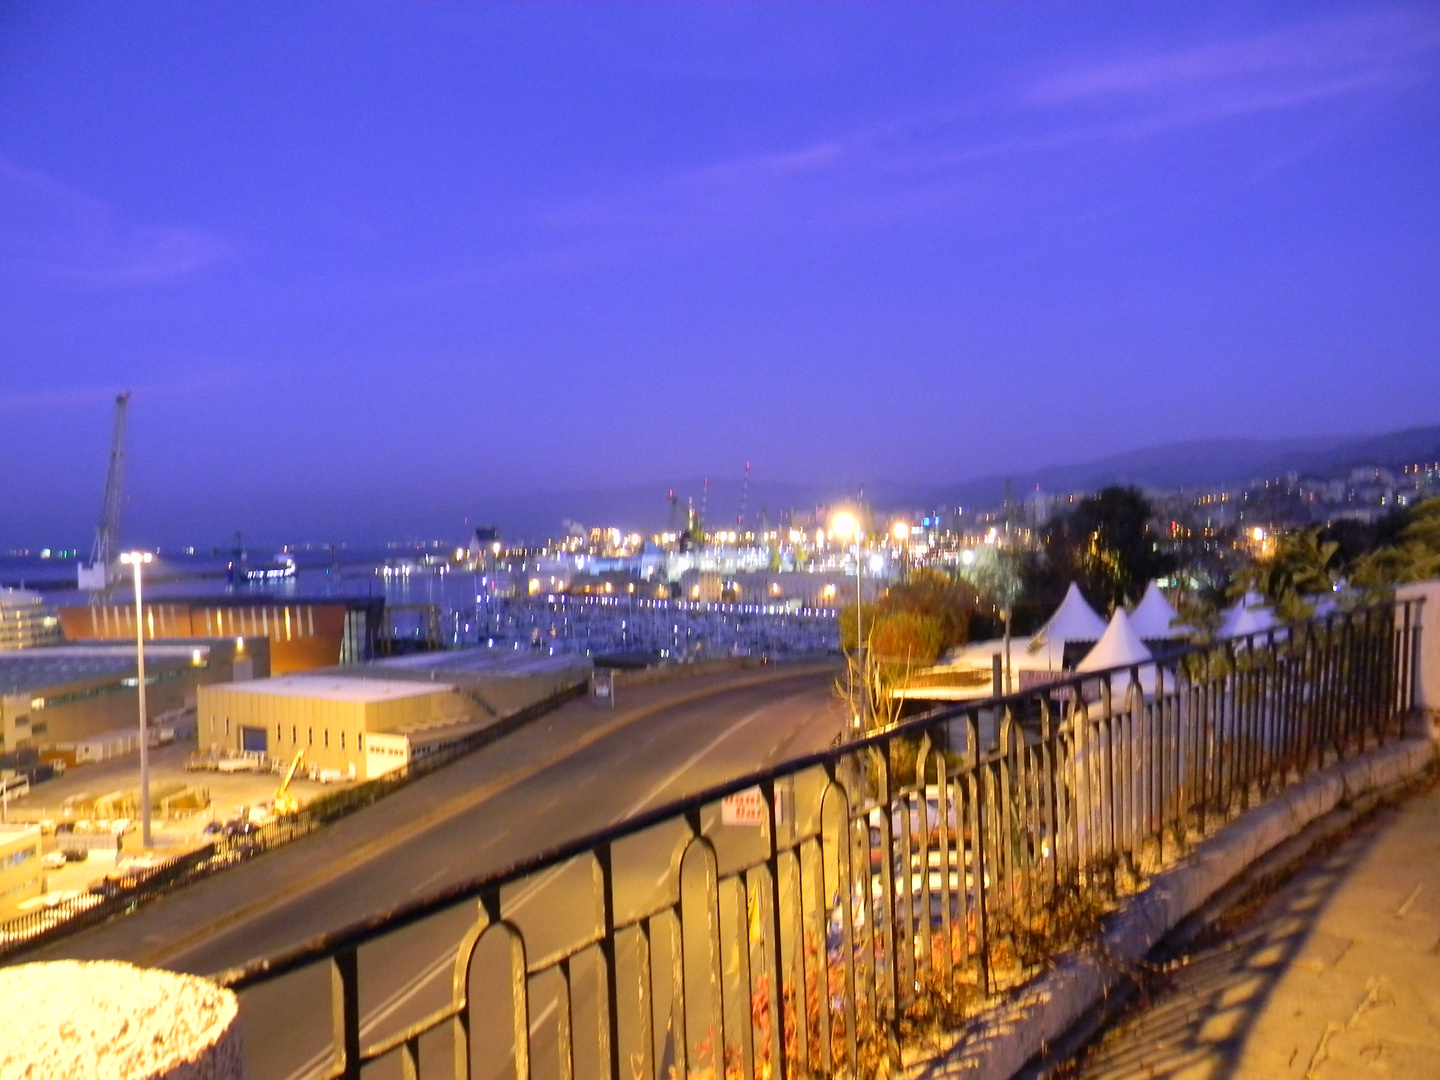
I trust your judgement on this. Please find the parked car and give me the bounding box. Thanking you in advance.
[41,851,68,871]
[62,848,89,863]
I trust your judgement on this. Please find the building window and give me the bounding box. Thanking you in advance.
[308,727,313,744]
[225,718,230,736]
[292,725,297,744]
[324,730,329,748]
[340,732,345,750]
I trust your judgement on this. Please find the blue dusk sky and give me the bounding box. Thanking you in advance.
[0,2,1437,546]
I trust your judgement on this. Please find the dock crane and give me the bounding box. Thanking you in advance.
[78,392,131,598]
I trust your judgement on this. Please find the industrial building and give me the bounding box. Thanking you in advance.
[199,648,590,781]
[0,588,63,652]
[0,824,42,917]
[57,595,385,674]
[0,638,267,759]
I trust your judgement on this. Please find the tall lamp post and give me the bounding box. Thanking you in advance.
[830,511,863,732]
[119,551,154,848]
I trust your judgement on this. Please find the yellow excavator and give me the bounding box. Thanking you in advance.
[273,749,305,816]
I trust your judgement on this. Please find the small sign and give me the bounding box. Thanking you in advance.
[721,786,783,827]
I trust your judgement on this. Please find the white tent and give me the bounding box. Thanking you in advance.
[1128,581,1191,639]
[1077,607,1156,694]
[1030,582,1107,650]
[1218,591,1277,638]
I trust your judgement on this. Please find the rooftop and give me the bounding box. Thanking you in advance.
[0,643,210,695]
[366,648,590,679]
[207,674,455,704]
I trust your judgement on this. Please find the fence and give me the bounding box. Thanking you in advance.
[0,682,586,960]
[209,599,1423,1080]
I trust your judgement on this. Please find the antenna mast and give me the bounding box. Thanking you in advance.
[79,392,130,597]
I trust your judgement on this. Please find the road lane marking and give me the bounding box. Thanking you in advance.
[138,666,832,972]
[279,693,805,1080]
[408,867,450,896]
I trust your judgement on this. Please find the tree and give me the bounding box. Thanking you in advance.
[1230,527,1340,621]
[836,568,982,734]
[1350,497,1440,590]
[1023,486,1176,618]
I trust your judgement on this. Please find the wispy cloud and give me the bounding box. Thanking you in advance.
[526,5,1440,261]
[1026,7,1440,105]
[0,157,233,286]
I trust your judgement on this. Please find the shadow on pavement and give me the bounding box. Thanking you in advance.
[1062,805,1397,1080]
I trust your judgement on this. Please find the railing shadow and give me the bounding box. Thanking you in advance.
[1065,803,1397,1080]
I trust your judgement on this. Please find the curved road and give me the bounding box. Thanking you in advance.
[36,664,845,1080]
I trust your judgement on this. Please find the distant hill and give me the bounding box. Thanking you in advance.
[466,424,1440,540]
[933,425,1440,509]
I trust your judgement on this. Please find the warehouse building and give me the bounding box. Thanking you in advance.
[199,648,590,781]
[0,638,267,759]
[57,595,384,674]
[198,676,467,781]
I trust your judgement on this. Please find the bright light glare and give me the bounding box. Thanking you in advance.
[119,551,153,565]
[830,511,859,541]
[891,521,909,543]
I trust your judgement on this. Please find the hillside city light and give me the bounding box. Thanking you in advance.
[119,550,154,848]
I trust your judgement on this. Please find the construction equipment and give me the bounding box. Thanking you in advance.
[78,392,131,597]
[273,750,305,816]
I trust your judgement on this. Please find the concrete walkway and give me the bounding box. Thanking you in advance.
[1071,777,1440,1080]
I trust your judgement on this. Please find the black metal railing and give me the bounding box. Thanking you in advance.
[212,600,1421,1080]
[0,682,586,960]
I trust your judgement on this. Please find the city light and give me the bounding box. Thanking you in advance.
[829,510,858,541]
[891,520,909,543]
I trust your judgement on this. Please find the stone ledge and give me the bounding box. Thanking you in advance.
[910,737,1436,1080]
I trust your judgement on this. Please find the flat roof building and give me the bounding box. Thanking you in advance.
[199,648,590,782]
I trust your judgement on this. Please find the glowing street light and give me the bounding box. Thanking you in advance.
[119,551,154,848]
[891,520,909,544]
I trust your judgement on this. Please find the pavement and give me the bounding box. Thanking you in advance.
[1068,774,1440,1080]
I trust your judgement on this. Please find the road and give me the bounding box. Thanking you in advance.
[34,664,844,1080]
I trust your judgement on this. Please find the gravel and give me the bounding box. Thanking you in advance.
[0,960,241,1080]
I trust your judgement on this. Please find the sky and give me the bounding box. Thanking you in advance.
[0,1,1437,546]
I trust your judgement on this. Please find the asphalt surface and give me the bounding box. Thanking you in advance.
[30,663,844,1080]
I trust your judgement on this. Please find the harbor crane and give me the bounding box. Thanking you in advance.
[78,392,131,598]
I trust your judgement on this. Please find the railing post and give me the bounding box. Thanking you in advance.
[331,946,362,1080]
[594,844,622,1080]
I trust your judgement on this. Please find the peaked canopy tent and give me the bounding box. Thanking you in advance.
[1128,581,1192,640]
[1077,607,1156,695]
[1030,583,1108,650]
[1218,591,1278,639]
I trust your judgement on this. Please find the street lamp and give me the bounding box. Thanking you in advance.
[119,551,154,848]
[829,510,863,731]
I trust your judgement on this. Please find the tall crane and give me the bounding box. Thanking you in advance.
[78,392,130,597]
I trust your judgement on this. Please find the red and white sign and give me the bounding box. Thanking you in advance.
[721,787,783,827]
